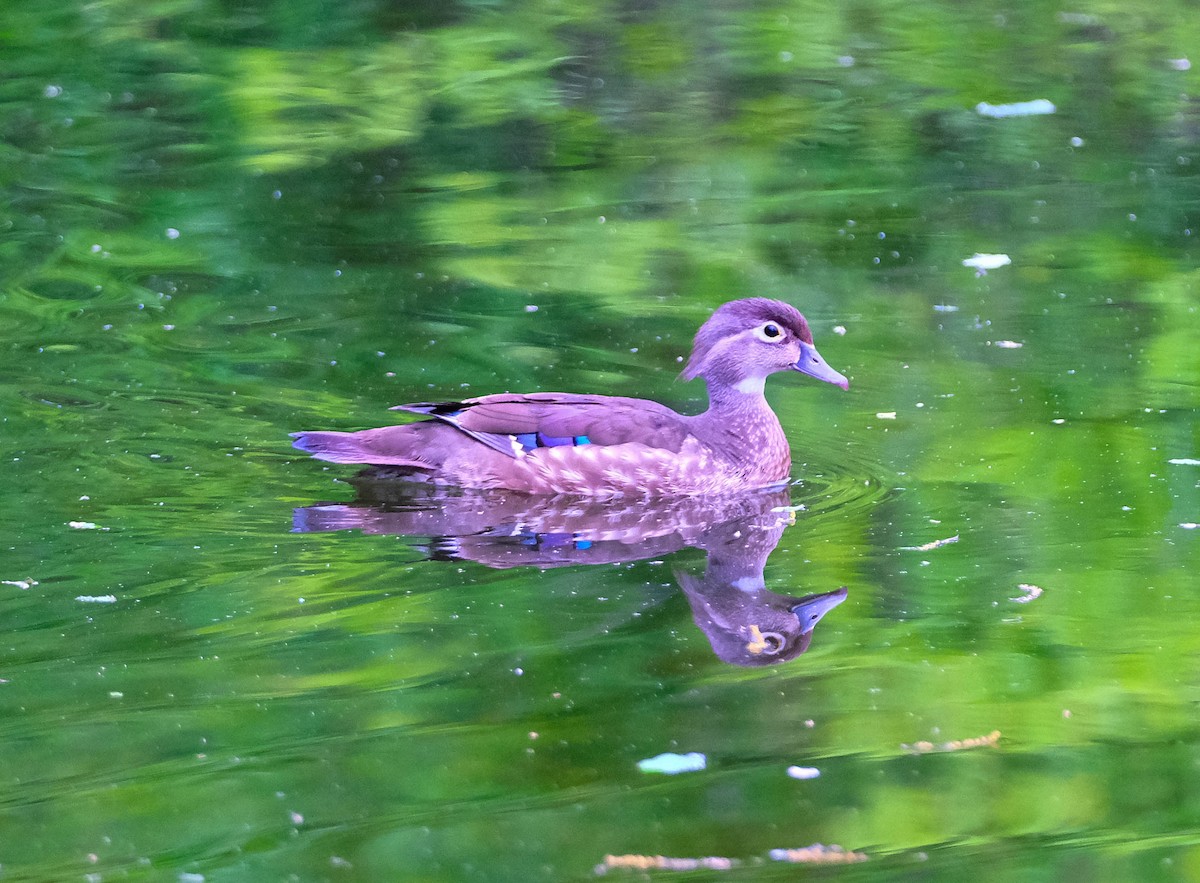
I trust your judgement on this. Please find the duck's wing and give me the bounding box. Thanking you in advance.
[392,393,693,459]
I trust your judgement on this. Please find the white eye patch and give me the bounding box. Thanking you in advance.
[753,322,785,343]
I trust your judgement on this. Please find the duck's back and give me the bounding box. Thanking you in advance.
[402,392,693,452]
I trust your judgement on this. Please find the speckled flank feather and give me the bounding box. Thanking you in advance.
[504,437,748,498]
[291,297,848,497]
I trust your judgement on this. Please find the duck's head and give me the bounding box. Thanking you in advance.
[681,298,849,393]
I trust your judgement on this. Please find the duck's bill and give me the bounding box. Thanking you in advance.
[794,342,849,390]
[791,587,849,634]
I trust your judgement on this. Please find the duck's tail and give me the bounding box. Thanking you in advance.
[290,429,432,469]
[291,431,371,463]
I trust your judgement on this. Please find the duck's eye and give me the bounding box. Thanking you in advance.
[755,322,784,342]
[760,631,786,653]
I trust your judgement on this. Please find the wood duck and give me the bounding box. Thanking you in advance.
[291,298,848,497]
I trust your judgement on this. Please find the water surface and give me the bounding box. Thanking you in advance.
[1,2,1198,880]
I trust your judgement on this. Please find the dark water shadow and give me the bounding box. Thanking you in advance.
[293,479,846,667]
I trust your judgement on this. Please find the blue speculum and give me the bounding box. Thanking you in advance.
[513,432,592,451]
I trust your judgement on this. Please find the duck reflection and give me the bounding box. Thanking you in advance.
[293,480,845,667]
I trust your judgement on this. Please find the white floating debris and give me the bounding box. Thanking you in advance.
[994,340,1024,349]
[933,304,959,313]
[876,412,897,420]
[769,844,868,864]
[1168,458,1200,466]
[1178,523,1198,530]
[76,595,117,604]
[833,325,847,336]
[68,521,101,530]
[962,253,1012,276]
[975,99,1056,118]
[2,578,37,589]
[902,535,959,552]
[109,691,124,698]
[786,766,821,780]
[166,227,180,240]
[1168,58,1192,71]
[637,752,707,775]
[1011,583,1043,604]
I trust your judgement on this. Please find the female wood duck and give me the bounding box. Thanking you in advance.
[291,298,848,497]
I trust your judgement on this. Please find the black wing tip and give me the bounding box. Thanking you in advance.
[389,401,466,414]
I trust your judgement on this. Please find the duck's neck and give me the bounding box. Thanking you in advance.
[695,376,788,470]
[703,374,773,416]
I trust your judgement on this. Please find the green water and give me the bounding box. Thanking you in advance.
[2,1,1199,880]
